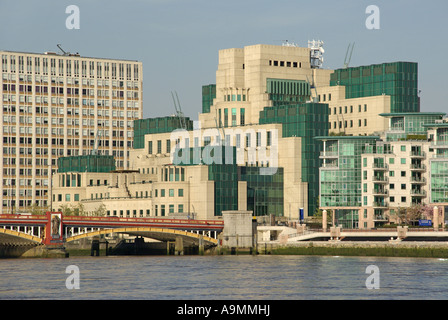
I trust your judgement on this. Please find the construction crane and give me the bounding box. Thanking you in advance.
[343,42,355,69]
[171,91,186,130]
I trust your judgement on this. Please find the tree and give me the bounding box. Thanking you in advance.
[58,204,73,216]
[71,203,85,216]
[92,204,106,217]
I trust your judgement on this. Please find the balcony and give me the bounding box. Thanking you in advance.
[373,163,388,170]
[320,151,338,158]
[410,189,426,197]
[373,201,388,208]
[411,176,426,184]
[373,188,388,195]
[372,175,388,183]
[321,162,338,169]
[410,151,425,158]
[410,164,426,171]
[374,214,388,221]
[431,141,448,149]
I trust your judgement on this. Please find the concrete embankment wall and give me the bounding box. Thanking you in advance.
[264,241,448,258]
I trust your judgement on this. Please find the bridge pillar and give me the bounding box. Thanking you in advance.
[198,235,204,255]
[175,236,184,255]
[91,237,100,256]
[434,206,439,231]
[221,210,254,250]
[329,226,341,241]
[322,210,328,232]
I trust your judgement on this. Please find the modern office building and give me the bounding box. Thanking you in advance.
[53,42,331,220]
[50,42,436,225]
[318,112,448,229]
[1,50,143,213]
[316,62,420,136]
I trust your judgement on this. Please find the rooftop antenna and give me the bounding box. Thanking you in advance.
[171,91,186,130]
[343,42,355,68]
[281,40,299,47]
[308,39,325,69]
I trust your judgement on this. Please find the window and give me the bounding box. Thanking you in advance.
[401,184,406,190]
[178,204,184,213]
[401,158,406,164]
[169,189,174,197]
[161,189,165,197]
[390,183,395,190]
[401,171,406,177]
[389,158,394,164]
[401,197,406,202]
[166,139,171,153]
[390,196,395,203]
[240,108,245,125]
[401,146,406,152]
[389,171,394,177]
[169,204,174,214]
[178,189,184,197]
[65,194,70,201]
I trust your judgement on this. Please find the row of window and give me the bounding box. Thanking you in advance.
[1,55,140,80]
[268,60,302,68]
[105,204,185,218]
[148,131,273,155]
[330,119,368,129]
[330,104,368,115]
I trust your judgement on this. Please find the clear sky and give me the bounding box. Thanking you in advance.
[1,0,447,119]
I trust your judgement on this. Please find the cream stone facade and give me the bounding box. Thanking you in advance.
[316,85,390,135]
[199,44,332,128]
[1,50,143,214]
[52,163,247,220]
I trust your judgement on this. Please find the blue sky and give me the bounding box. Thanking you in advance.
[1,0,447,118]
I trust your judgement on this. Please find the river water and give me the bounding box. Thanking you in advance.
[1,255,448,300]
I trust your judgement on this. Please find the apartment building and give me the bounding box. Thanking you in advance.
[1,50,143,213]
[319,112,448,229]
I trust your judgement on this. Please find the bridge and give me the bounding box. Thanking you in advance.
[0,212,224,257]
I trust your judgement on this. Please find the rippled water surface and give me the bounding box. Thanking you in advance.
[1,255,448,300]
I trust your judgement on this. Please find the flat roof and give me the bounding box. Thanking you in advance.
[314,136,381,140]
[422,123,448,128]
[379,112,446,117]
[0,49,140,62]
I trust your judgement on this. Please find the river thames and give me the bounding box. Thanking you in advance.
[1,254,448,300]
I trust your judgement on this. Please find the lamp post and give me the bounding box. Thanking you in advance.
[188,175,192,219]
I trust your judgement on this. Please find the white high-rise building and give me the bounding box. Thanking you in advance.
[0,50,143,213]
